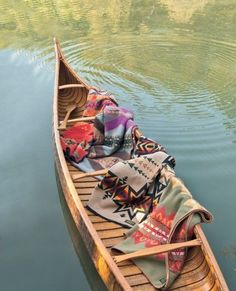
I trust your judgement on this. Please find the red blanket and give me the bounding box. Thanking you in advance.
[60,123,94,163]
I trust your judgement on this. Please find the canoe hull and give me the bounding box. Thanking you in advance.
[53,39,229,291]
[54,145,126,291]
[53,39,131,291]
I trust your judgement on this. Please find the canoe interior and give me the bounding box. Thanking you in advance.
[67,163,221,291]
[58,61,89,122]
[54,40,229,291]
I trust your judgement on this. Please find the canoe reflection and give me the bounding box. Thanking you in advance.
[55,167,107,291]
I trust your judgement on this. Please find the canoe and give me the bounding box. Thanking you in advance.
[53,39,229,291]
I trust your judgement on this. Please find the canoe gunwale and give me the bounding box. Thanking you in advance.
[194,225,228,290]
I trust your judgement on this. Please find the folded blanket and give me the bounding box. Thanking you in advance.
[82,88,118,117]
[76,106,138,172]
[62,86,170,172]
[88,106,137,158]
[87,152,176,228]
[60,123,94,163]
[133,136,167,157]
[113,176,213,289]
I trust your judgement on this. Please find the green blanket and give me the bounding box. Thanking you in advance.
[113,176,213,289]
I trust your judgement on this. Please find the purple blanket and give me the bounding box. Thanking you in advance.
[73,106,138,172]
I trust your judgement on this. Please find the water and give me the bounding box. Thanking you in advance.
[0,0,236,290]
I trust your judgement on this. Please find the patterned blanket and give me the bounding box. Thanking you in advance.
[62,87,170,172]
[133,136,167,157]
[75,106,138,172]
[113,176,213,289]
[82,88,118,117]
[60,123,94,163]
[61,105,137,167]
[61,88,117,164]
[87,152,176,227]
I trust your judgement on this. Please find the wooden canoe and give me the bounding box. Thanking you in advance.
[53,39,229,291]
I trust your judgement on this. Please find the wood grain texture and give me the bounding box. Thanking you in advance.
[113,239,201,263]
[53,38,229,291]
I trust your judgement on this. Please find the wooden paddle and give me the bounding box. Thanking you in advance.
[113,239,201,263]
[58,103,77,130]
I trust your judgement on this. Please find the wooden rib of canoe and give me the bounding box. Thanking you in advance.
[53,38,229,291]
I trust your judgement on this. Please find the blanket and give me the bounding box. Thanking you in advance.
[62,86,170,172]
[75,106,138,172]
[60,123,94,163]
[62,87,118,164]
[113,176,213,289]
[87,152,176,228]
[133,136,167,157]
[76,134,171,173]
[82,88,118,117]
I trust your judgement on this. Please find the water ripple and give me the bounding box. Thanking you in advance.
[26,32,236,168]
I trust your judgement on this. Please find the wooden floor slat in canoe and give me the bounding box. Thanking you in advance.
[79,194,92,201]
[133,284,156,291]
[76,188,94,194]
[74,181,98,188]
[125,273,149,286]
[94,222,122,231]
[97,228,125,239]
[102,236,125,248]
[119,265,142,277]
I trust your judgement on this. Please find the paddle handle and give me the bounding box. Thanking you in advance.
[113,239,201,263]
[72,168,108,181]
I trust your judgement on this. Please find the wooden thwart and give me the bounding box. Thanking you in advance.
[59,116,95,126]
[72,168,108,181]
[59,84,85,89]
[113,239,201,263]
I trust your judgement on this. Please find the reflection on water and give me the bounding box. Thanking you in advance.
[221,245,236,258]
[0,0,236,47]
[55,169,107,291]
[159,0,214,23]
[0,0,236,289]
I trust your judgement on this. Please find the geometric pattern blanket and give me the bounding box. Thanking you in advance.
[75,106,138,172]
[133,136,167,157]
[61,88,118,164]
[76,134,172,173]
[87,151,176,228]
[113,176,213,289]
[62,88,172,172]
[82,87,118,117]
[60,123,94,163]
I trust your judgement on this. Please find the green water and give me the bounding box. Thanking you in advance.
[0,1,236,290]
